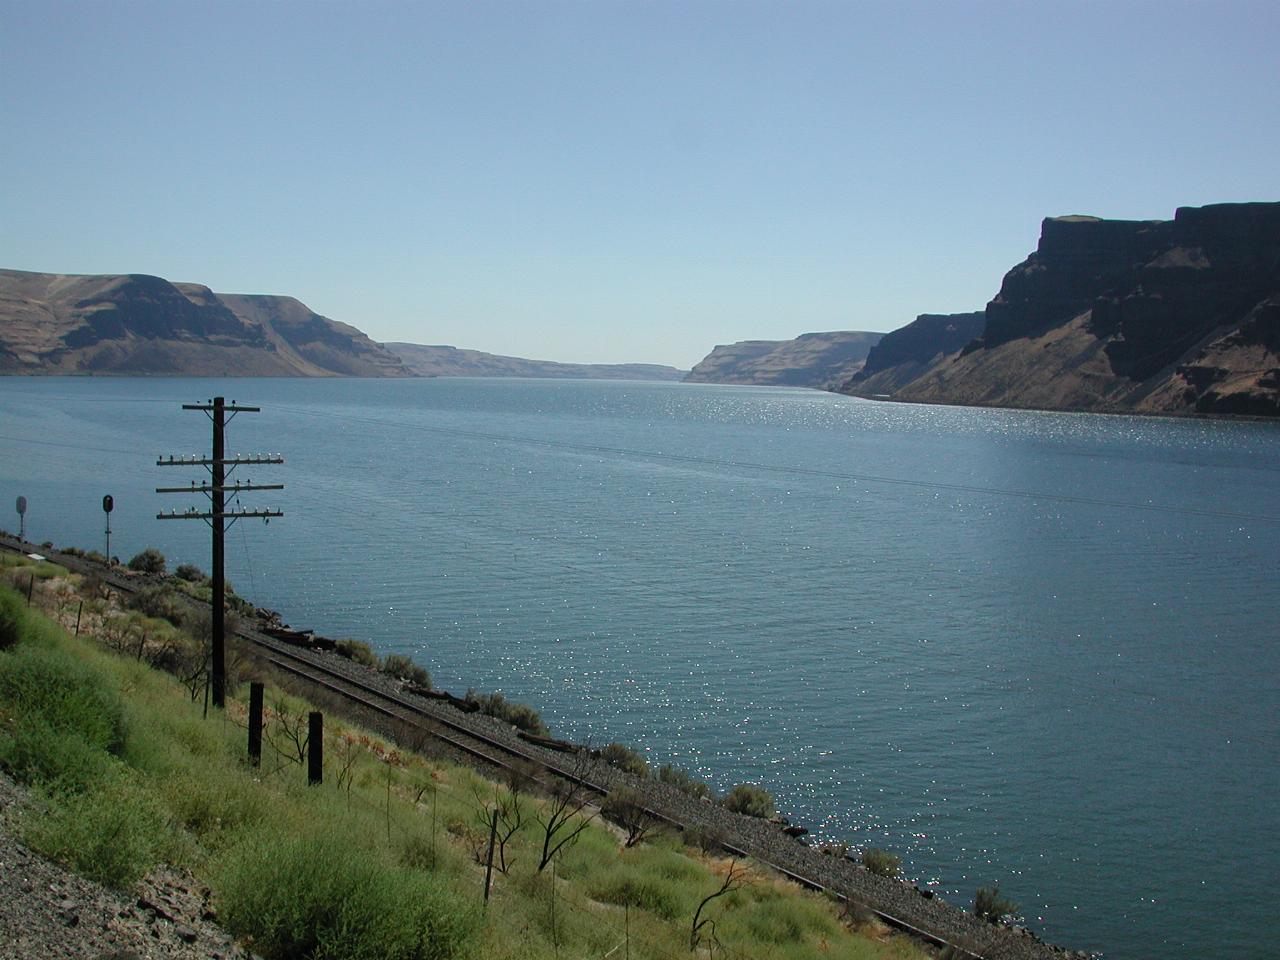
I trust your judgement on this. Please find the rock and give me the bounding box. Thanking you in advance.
[387,342,686,381]
[175,923,199,943]
[137,894,177,922]
[843,312,985,395]
[685,331,884,388]
[0,268,412,378]
[838,201,1280,417]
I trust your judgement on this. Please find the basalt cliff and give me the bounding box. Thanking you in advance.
[386,342,685,381]
[841,202,1280,416]
[685,330,883,388]
[0,269,409,377]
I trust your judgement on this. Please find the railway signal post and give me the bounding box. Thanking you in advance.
[157,397,284,708]
[103,494,113,559]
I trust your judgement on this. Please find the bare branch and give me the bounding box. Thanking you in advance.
[691,859,747,952]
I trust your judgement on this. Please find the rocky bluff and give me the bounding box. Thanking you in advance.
[841,202,1280,416]
[0,269,409,377]
[684,330,883,388]
[846,312,985,396]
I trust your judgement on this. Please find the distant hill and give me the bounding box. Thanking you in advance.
[386,342,686,381]
[839,202,1280,416]
[0,269,409,377]
[684,331,884,388]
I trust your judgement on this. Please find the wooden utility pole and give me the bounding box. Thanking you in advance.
[156,397,283,708]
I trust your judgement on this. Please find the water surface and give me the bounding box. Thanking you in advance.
[2,376,1277,959]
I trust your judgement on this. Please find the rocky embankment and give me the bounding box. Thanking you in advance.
[0,774,257,960]
[685,331,884,388]
[840,202,1280,415]
[0,269,409,377]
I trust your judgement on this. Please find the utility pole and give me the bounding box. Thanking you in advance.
[156,397,283,708]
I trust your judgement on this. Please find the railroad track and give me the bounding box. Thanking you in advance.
[3,536,1068,960]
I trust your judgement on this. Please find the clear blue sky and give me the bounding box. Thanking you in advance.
[2,1,1276,368]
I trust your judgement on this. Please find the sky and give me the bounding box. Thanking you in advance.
[2,1,1277,368]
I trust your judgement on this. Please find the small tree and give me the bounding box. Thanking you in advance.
[472,779,524,875]
[690,859,747,953]
[861,847,901,878]
[974,886,1018,923]
[601,787,656,848]
[722,783,774,819]
[127,547,166,574]
[684,824,726,855]
[533,751,596,872]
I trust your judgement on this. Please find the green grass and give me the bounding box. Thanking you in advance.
[0,579,925,960]
[214,830,476,960]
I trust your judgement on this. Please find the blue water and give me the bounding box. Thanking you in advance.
[2,376,1278,959]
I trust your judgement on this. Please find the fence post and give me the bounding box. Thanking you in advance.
[74,600,83,636]
[307,711,323,785]
[27,573,34,605]
[483,807,499,904]
[248,682,264,766]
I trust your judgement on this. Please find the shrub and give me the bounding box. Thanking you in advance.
[161,771,268,845]
[129,585,188,627]
[382,653,432,688]
[744,899,811,944]
[722,783,774,819]
[127,548,166,574]
[504,701,548,736]
[591,873,679,920]
[214,831,477,960]
[861,847,901,878]
[600,742,649,777]
[464,690,549,736]
[0,587,21,650]
[0,642,128,761]
[399,833,464,879]
[23,778,164,888]
[657,764,712,800]
[174,563,205,582]
[974,885,1018,923]
[335,638,380,669]
[1,716,121,793]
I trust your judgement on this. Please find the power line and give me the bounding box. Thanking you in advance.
[0,434,140,456]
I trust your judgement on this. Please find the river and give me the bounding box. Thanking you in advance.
[1,376,1277,959]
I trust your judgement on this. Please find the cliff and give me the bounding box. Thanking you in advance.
[386,342,685,381]
[840,202,1280,416]
[846,313,985,395]
[684,331,883,388]
[0,269,410,377]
